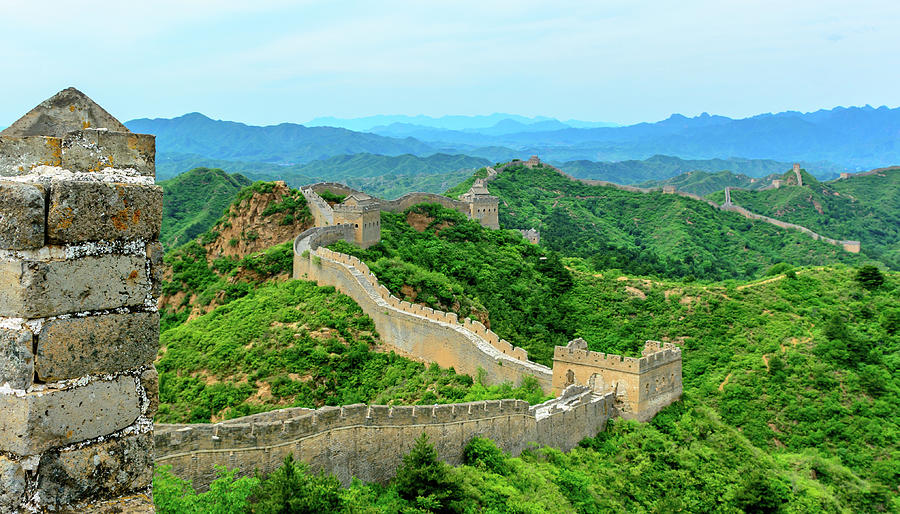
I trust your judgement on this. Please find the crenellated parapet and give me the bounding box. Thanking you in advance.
[552,339,682,421]
[292,234,550,389]
[154,385,616,489]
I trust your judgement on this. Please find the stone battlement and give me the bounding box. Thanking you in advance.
[154,386,615,489]
[295,239,549,386]
[0,89,160,512]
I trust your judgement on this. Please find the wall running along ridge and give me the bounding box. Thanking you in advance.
[723,187,861,253]
[0,89,160,513]
[154,386,615,489]
[293,239,551,389]
[151,161,682,492]
[492,157,860,254]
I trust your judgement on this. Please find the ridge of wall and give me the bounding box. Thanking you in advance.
[292,230,551,390]
[154,386,616,489]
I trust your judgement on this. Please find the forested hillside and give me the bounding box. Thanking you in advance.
[637,169,775,196]
[708,168,900,269]
[477,163,862,280]
[156,198,900,511]
[158,167,251,249]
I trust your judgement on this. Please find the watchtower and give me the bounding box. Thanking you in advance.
[551,338,682,421]
[460,181,500,229]
[0,88,160,511]
[333,192,381,248]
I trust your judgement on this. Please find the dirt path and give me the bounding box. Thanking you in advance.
[718,372,733,391]
[762,354,770,372]
[736,274,785,290]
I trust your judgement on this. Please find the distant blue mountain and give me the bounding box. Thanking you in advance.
[125,113,435,164]
[127,105,900,171]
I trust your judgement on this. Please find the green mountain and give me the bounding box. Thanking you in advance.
[158,167,251,249]
[557,154,833,184]
[156,152,487,199]
[707,168,900,269]
[478,162,863,280]
[637,169,777,196]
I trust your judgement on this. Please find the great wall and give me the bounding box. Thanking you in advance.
[0,90,683,510]
[151,170,682,490]
[0,90,883,511]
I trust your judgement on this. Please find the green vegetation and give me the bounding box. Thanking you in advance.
[157,279,546,423]
[158,167,251,249]
[154,150,487,198]
[708,169,900,269]
[328,204,575,364]
[486,163,862,280]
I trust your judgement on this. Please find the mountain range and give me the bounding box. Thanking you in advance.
[126,105,900,179]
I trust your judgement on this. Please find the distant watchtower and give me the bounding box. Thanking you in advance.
[525,155,541,168]
[460,181,500,229]
[333,192,381,248]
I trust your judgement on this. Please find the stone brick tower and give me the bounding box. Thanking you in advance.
[460,181,500,230]
[0,88,161,512]
[333,192,381,248]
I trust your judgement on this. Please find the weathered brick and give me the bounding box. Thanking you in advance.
[47,181,161,244]
[0,326,34,390]
[139,367,159,418]
[0,136,62,177]
[0,253,150,318]
[0,455,25,513]
[0,375,142,456]
[60,130,155,177]
[0,181,46,249]
[35,312,159,382]
[36,432,153,510]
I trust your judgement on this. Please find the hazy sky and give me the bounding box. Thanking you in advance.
[1,0,898,127]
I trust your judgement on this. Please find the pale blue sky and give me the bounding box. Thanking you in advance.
[1,0,898,127]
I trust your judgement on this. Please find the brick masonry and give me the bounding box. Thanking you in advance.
[0,89,159,512]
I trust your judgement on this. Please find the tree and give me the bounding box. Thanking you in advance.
[394,433,461,512]
[251,454,344,514]
[855,265,885,290]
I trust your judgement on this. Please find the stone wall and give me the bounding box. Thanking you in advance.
[292,235,552,390]
[154,386,615,489]
[0,89,160,512]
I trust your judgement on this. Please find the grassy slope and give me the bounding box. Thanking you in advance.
[708,169,900,269]
[156,263,900,512]
[487,163,861,280]
[158,167,251,249]
[327,203,898,504]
